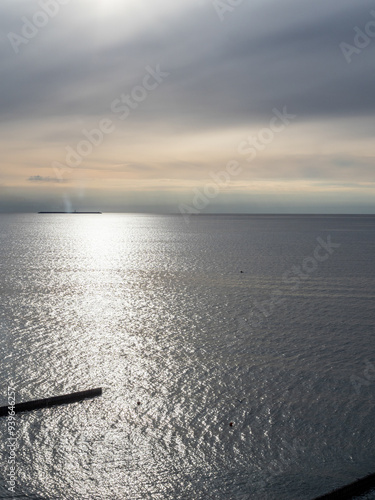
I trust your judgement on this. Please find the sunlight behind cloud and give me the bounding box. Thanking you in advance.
[72,0,199,50]
[88,0,194,26]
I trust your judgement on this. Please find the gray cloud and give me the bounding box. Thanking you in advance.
[28,175,65,183]
[1,0,375,130]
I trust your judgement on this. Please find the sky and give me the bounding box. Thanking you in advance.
[0,0,375,213]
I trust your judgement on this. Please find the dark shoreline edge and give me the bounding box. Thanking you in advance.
[314,472,375,499]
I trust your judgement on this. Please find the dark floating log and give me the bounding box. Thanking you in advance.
[0,388,102,417]
[314,472,375,499]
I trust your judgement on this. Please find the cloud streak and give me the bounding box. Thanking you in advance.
[28,175,65,183]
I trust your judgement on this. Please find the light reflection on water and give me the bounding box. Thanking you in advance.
[0,214,375,499]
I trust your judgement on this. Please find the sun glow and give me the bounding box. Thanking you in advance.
[95,0,127,16]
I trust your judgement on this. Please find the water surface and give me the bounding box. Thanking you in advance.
[0,214,374,499]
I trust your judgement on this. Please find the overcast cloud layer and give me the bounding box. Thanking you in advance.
[1,0,374,212]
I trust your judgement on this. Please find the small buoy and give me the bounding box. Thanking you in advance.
[229,422,233,427]
[240,271,243,273]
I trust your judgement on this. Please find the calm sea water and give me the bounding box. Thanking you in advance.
[0,214,374,500]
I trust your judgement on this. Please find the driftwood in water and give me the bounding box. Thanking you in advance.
[314,472,375,499]
[0,388,102,416]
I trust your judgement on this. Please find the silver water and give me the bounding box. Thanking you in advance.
[0,214,374,499]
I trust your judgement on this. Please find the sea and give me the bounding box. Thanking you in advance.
[0,213,374,500]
